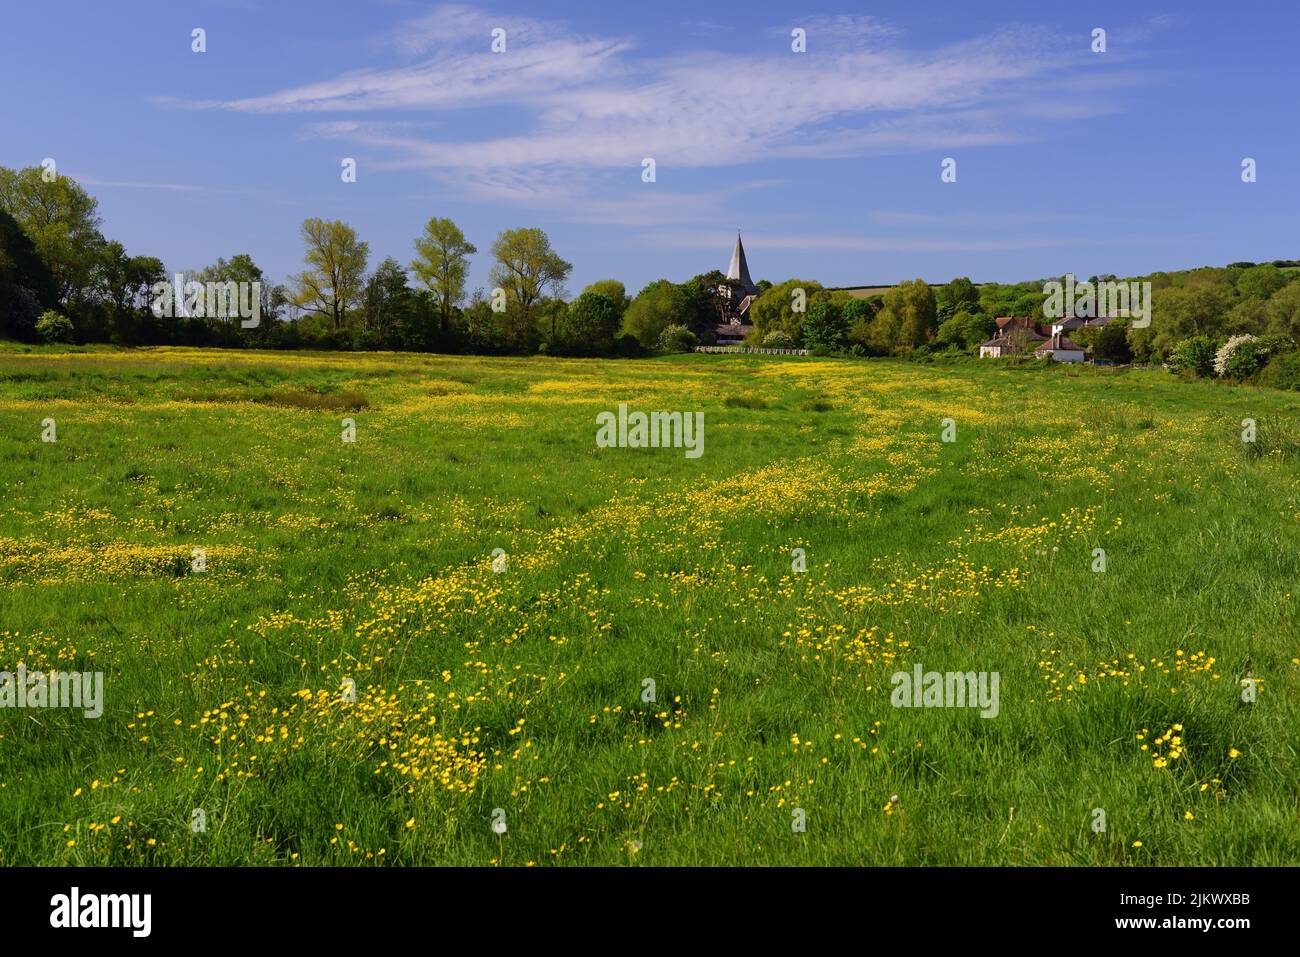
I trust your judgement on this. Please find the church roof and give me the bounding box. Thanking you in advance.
[727,232,758,296]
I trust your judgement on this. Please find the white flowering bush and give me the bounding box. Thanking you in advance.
[1213,334,1269,379]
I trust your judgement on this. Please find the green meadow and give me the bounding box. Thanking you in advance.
[0,345,1297,865]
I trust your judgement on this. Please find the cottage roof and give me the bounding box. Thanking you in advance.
[1036,333,1083,352]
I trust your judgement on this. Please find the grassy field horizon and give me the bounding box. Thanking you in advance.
[1,345,1297,865]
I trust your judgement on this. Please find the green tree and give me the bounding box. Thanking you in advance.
[534,297,570,351]
[936,277,980,323]
[936,310,996,351]
[678,271,731,337]
[0,165,105,305]
[198,253,286,333]
[489,228,572,328]
[581,280,629,319]
[1148,284,1232,356]
[1223,298,1269,337]
[362,257,417,344]
[559,291,620,356]
[842,298,876,350]
[622,279,687,348]
[1073,321,1131,363]
[0,207,58,340]
[748,278,827,344]
[871,279,937,354]
[1236,263,1287,301]
[410,217,476,339]
[90,242,165,343]
[1265,283,1300,340]
[802,300,848,350]
[291,218,369,330]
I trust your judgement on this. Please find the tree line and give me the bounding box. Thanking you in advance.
[0,165,744,356]
[3,163,1298,385]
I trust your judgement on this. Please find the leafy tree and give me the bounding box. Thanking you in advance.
[94,242,164,312]
[980,281,1038,318]
[1073,321,1131,363]
[1236,263,1287,301]
[622,279,687,348]
[748,278,827,344]
[0,207,57,340]
[936,277,980,323]
[678,270,731,336]
[35,309,74,343]
[0,207,57,306]
[802,300,848,350]
[581,280,629,319]
[1257,351,1300,391]
[87,243,165,343]
[936,310,996,351]
[410,217,476,339]
[489,228,571,328]
[362,257,417,345]
[198,253,286,336]
[1223,298,1269,336]
[1011,291,1047,317]
[291,218,369,330]
[558,291,620,356]
[0,165,105,306]
[1148,284,1232,356]
[842,298,877,350]
[462,289,505,353]
[534,297,571,351]
[501,300,543,354]
[1265,283,1300,340]
[870,279,937,354]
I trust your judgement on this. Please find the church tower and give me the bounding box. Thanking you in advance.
[716,231,759,336]
[726,231,759,297]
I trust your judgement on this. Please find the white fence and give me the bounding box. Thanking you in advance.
[694,346,809,356]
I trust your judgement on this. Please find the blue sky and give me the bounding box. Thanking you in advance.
[3,0,1297,295]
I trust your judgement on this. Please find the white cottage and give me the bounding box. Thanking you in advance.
[1034,333,1086,363]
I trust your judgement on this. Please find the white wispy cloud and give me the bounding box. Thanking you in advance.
[165,5,1167,225]
[639,230,1142,254]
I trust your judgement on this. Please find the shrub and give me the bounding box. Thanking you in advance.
[1214,334,1269,380]
[1166,336,1217,377]
[762,330,794,348]
[1256,351,1300,391]
[657,323,698,354]
[614,333,644,358]
[35,310,75,344]
[256,387,369,412]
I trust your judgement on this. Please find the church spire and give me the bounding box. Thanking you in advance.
[727,231,757,295]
